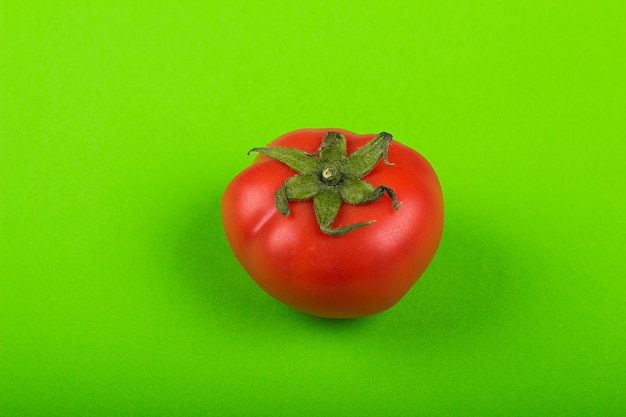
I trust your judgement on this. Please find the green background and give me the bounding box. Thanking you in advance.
[1,1,625,415]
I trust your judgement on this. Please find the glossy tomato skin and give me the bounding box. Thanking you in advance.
[221,129,444,318]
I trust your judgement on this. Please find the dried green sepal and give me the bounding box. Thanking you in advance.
[249,131,401,236]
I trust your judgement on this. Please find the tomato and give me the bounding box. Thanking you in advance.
[221,128,444,318]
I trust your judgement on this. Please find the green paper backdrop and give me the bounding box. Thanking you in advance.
[1,1,624,415]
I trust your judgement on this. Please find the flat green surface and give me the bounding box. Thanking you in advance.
[1,1,625,415]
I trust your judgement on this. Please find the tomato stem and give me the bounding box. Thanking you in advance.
[248,131,401,236]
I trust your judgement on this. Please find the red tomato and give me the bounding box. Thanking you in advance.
[221,128,444,318]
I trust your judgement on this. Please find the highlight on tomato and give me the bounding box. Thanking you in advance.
[221,129,444,318]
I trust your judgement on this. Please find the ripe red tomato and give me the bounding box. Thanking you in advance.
[221,128,444,318]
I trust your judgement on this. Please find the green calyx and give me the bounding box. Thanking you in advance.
[248,131,402,236]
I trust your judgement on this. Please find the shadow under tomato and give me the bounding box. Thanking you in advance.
[167,188,535,344]
[386,208,536,343]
